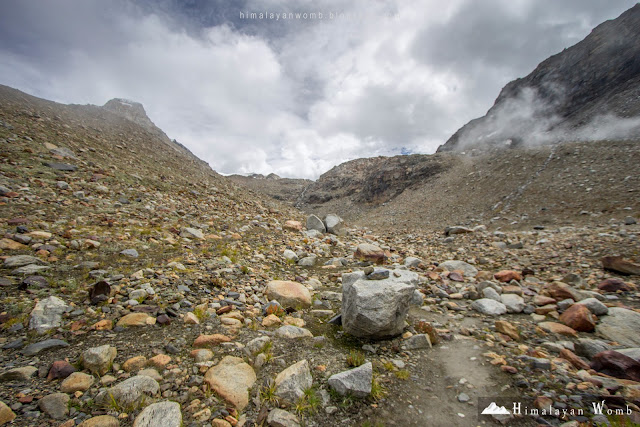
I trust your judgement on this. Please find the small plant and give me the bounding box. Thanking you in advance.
[295,386,321,415]
[259,380,279,405]
[382,361,395,371]
[361,421,385,427]
[346,350,365,367]
[394,369,410,380]
[193,306,209,322]
[240,265,250,274]
[370,374,387,401]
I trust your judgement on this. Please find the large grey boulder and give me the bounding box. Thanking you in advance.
[328,362,372,398]
[471,298,507,316]
[29,296,71,334]
[101,375,159,409]
[133,401,182,427]
[501,294,525,313]
[597,307,640,347]
[324,214,344,235]
[438,260,478,277]
[306,215,326,233]
[274,360,312,403]
[341,269,418,339]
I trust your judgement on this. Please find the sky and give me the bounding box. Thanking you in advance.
[0,0,636,178]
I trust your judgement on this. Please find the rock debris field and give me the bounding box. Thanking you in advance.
[1,88,640,427]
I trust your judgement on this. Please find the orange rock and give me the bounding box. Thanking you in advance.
[559,349,591,370]
[283,220,303,231]
[193,334,231,348]
[559,304,596,332]
[538,321,578,337]
[93,319,113,330]
[147,354,171,369]
[494,270,522,282]
[495,320,520,340]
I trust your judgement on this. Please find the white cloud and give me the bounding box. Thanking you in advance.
[0,0,635,178]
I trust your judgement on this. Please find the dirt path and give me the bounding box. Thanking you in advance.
[365,311,538,426]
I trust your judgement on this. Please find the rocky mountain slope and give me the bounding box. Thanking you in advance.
[438,4,640,153]
[1,77,639,427]
[297,140,640,232]
[228,174,312,207]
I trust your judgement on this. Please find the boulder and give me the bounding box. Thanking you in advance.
[494,270,522,282]
[204,356,256,410]
[354,243,385,264]
[274,360,313,403]
[601,256,640,276]
[328,362,372,398]
[0,366,38,382]
[265,281,312,309]
[590,351,640,382]
[543,282,585,302]
[575,298,608,316]
[324,214,345,235]
[471,298,507,316]
[266,408,300,427]
[60,372,94,393]
[104,376,159,409]
[597,307,640,347]
[29,296,71,334]
[38,392,69,419]
[500,294,525,313]
[283,220,303,232]
[438,260,478,278]
[597,278,631,292]
[559,304,596,332]
[574,339,611,360]
[0,401,16,424]
[538,322,577,337]
[306,215,326,233]
[82,345,117,376]
[133,401,182,427]
[341,269,418,339]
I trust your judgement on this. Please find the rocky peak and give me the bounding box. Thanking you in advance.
[438,4,640,152]
[102,98,157,133]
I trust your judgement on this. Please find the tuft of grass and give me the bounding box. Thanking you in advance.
[382,361,395,371]
[346,350,365,368]
[259,380,279,405]
[193,306,209,322]
[361,421,385,427]
[370,374,387,401]
[295,386,321,415]
[394,369,410,380]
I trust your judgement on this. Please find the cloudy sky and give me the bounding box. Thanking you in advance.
[0,1,635,178]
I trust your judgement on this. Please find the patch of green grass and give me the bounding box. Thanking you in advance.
[370,374,387,401]
[295,386,321,415]
[346,350,365,368]
[394,370,410,380]
[193,306,209,322]
[259,380,279,405]
[382,361,395,371]
[361,421,385,427]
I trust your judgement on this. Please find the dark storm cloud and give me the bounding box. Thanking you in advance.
[0,0,636,178]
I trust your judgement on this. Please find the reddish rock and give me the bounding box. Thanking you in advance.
[597,278,631,293]
[559,349,591,370]
[602,256,640,276]
[265,280,311,309]
[448,271,464,282]
[543,281,582,301]
[216,305,233,315]
[7,217,29,225]
[533,295,557,306]
[156,314,171,325]
[502,285,523,295]
[500,365,518,374]
[193,334,231,348]
[559,304,596,332]
[494,270,522,282]
[495,320,520,341]
[538,321,578,337]
[354,243,385,264]
[534,396,553,410]
[283,220,303,231]
[590,351,640,382]
[47,360,76,381]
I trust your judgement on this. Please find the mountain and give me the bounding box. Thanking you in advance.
[438,4,640,153]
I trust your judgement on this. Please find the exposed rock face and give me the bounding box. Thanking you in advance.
[438,5,640,152]
[29,296,71,334]
[341,269,418,339]
[274,360,313,403]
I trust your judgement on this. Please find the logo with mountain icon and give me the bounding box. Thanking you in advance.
[481,402,511,415]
